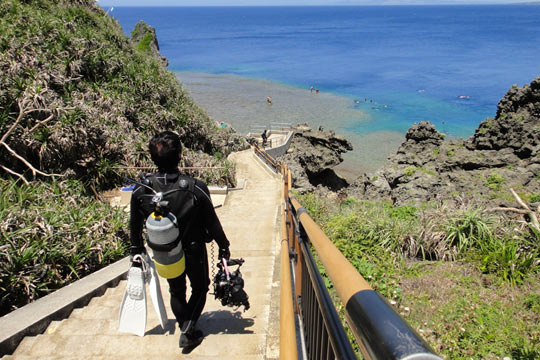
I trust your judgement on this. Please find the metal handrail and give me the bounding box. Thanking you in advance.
[289,196,441,359]
[256,147,441,360]
[281,192,298,359]
[253,143,281,172]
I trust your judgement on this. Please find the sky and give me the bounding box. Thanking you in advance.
[97,0,528,6]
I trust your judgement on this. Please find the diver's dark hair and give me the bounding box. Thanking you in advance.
[149,131,182,171]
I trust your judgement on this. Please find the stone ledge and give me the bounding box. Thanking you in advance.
[0,257,130,357]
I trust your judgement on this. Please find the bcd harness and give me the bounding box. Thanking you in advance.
[139,173,199,279]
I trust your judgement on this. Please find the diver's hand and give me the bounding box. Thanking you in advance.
[129,246,146,263]
[218,247,230,261]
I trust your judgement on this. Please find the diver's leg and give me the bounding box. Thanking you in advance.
[167,272,188,326]
[181,244,210,333]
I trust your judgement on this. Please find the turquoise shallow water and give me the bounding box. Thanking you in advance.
[177,72,404,178]
[110,5,540,177]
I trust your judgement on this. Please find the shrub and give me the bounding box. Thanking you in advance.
[0,179,128,315]
[445,210,494,254]
[404,166,417,177]
[486,172,505,191]
[480,239,539,286]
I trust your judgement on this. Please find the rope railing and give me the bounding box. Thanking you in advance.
[113,166,228,179]
[256,146,442,360]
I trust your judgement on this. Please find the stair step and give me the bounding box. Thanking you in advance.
[5,354,266,360]
[6,151,282,359]
[12,333,266,357]
[41,303,269,337]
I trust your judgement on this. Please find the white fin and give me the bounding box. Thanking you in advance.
[118,256,147,336]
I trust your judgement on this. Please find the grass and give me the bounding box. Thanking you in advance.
[529,192,540,203]
[404,166,417,177]
[0,0,241,190]
[298,193,540,358]
[401,262,540,359]
[486,172,505,191]
[0,0,242,314]
[0,178,129,316]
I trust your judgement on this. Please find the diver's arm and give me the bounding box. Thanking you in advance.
[129,185,146,255]
[194,181,230,250]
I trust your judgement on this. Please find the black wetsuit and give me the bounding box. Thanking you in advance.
[129,171,230,332]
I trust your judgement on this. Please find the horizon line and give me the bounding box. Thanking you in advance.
[99,3,532,7]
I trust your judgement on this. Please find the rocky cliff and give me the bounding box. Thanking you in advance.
[130,21,169,67]
[349,76,540,206]
[277,124,352,192]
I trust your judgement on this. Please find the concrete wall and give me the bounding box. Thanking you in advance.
[264,131,294,159]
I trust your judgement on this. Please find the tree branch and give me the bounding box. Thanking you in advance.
[0,141,63,178]
[485,207,530,215]
[0,101,25,143]
[510,187,540,232]
[0,164,29,185]
[28,113,54,133]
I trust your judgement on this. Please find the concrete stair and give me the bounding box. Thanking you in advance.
[3,149,283,360]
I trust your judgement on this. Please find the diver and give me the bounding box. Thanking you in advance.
[261,129,268,147]
[128,131,231,349]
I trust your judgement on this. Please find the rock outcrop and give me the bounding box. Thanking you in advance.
[278,124,353,192]
[130,21,169,67]
[348,76,540,206]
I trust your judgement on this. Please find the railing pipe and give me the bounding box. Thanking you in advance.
[280,202,298,360]
[289,197,442,360]
[253,144,440,360]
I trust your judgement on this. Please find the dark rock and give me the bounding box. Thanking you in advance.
[350,76,540,206]
[472,77,540,158]
[405,121,444,144]
[278,124,352,192]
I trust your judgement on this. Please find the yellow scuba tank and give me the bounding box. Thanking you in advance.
[146,211,185,279]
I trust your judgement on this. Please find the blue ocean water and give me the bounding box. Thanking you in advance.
[110,5,540,138]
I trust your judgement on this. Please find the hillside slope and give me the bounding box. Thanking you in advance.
[0,0,245,188]
[0,0,246,315]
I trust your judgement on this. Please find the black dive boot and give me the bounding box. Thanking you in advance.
[179,328,204,348]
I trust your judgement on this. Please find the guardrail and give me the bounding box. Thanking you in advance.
[253,143,281,173]
[253,145,442,360]
[249,122,292,134]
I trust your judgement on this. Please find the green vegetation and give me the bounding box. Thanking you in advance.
[0,178,128,315]
[136,32,154,53]
[418,167,436,176]
[529,192,540,203]
[486,172,505,191]
[0,0,238,188]
[299,193,540,358]
[0,0,241,314]
[404,166,417,177]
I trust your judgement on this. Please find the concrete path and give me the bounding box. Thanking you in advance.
[3,148,283,359]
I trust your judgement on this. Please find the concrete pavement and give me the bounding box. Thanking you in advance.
[2,148,283,359]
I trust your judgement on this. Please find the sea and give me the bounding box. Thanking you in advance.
[108,5,540,177]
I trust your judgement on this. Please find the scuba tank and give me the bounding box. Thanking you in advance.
[145,195,185,279]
